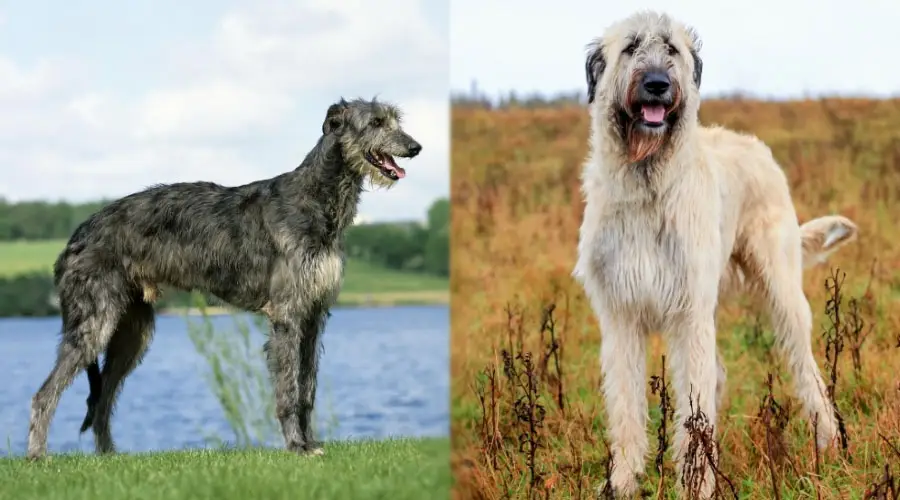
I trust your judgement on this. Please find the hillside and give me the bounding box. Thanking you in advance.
[0,239,446,291]
[0,239,448,316]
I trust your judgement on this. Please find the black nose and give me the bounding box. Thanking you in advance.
[642,72,670,96]
[407,142,422,156]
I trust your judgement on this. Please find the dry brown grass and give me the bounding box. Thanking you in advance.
[450,97,900,499]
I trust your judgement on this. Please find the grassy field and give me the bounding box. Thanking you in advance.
[0,239,448,304]
[450,99,900,498]
[0,438,449,500]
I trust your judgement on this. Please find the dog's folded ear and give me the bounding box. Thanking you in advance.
[322,98,349,135]
[585,39,606,104]
[685,28,703,88]
[690,49,703,88]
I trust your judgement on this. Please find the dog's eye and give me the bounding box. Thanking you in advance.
[667,44,679,56]
[623,43,637,55]
[370,117,384,127]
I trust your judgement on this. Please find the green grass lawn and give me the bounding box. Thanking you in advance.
[0,438,449,500]
[0,239,448,296]
[339,259,447,294]
[0,240,62,277]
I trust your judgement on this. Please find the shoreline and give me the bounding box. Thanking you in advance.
[158,290,449,317]
[0,290,449,320]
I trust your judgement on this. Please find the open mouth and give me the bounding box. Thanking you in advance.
[638,103,667,128]
[364,151,406,180]
[631,101,672,129]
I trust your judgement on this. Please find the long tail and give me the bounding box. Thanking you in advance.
[719,215,858,298]
[800,215,859,269]
[80,359,102,433]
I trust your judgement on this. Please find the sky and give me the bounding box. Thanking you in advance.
[4,1,898,223]
[451,0,900,100]
[0,0,449,223]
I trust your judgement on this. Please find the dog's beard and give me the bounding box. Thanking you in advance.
[618,77,684,164]
[361,163,399,189]
[625,126,669,163]
[346,148,405,189]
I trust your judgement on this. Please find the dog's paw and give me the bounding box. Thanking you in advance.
[595,472,644,499]
[816,428,841,453]
[594,482,640,500]
[595,479,615,500]
[295,443,325,457]
[813,413,841,451]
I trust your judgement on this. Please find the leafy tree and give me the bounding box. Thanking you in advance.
[423,199,449,276]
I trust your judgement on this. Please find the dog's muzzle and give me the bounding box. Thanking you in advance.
[406,141,422,158]
[642,71,670,96]
[632,70,675,128]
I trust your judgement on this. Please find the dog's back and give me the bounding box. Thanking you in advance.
[698,126,858,298]
[54,180,280,310]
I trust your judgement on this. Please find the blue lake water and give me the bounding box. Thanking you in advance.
[0,305,448,456]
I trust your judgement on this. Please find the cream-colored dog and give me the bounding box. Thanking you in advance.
[572,11,857,498]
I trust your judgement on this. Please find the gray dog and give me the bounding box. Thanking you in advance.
[26,97,422,459]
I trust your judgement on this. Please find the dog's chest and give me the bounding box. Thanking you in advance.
[586,207,691,319]
[308,251,345,299]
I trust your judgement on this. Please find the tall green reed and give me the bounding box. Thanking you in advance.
[184,293,339,447]
[184,293,279,447]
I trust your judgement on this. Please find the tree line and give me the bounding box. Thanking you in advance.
[450,84,768,110]
[0,197,449,317]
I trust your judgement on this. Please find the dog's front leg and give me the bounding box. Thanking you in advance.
[596,310,649,497]
[665,309,718,499]
[296,309,327,455]
[265,317,319,455]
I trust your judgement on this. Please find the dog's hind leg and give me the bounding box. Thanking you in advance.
[748,221,839,450]
[91,300,155,454]
[27,281,125,459]
[595,310,648,497]
[80,359,102,433]
[27,338,96,459]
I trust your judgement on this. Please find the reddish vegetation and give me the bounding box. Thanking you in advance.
[450,98,900,499]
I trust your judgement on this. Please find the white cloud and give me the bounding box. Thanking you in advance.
[66,93,109,129]
[133,81,295,141]
[0,58,55,101]
[0,0,449,222]
[0,145,258,202]
[209,0,446,90]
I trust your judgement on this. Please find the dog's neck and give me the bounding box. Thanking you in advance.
[284,135,366,242]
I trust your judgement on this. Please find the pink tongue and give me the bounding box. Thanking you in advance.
[641,104,666,123]
[383,156,406,179]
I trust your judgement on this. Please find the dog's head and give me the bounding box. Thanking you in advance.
[585,12,703,164]
[321,97,422,187]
